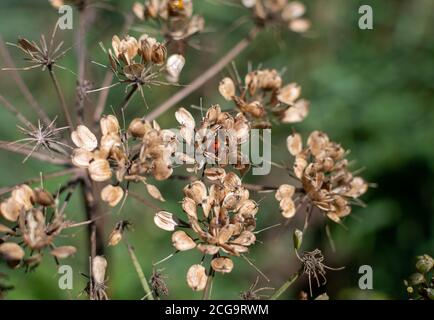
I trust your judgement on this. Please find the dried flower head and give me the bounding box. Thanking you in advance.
[277,131,368,224]
[219,68,309,128]
[150,268,169,297]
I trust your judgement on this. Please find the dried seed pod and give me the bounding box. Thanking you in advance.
[132,1,145,20]
[50,246,77,259]
[0,242,24,268]
[204,168,226,181]
[101,185,124,207]
[89,159,112,182]
[293,156,307,179]
[175,107,195,129]
[128,118,151,138]
[92,256,107,285]
[237,199,258,217]
[12,184,34,210]
[182,197,197,219]
[139,34,157,62]
[275,184,295,201]
[307,131,329,156]
[34,188,55,207]
[211,257,234,273]
[183,181,207,204]
[278,83,301,105]
[287,133,302,156]
[151,43,167,65]
[166,54,185,82]
[219,77,236,101]
[154,211,178,231]
[171,230,196,251]
[0,198,22,222]
[146,184,165,202]
[242,0,256,8]
[100,133,122,152]
[107,220,131,247]
[197,244,220,255]
[152,158,173,181]
[112,35,138,65]
[186,264,208,291]
[289,18,311,33]
[71,148,93,168]
[280,99,309,123]
[280,197,296,218]
[71,125,98,151]
[282,1,306,20]
[241,101,265,118]
[232,231,256,246]
[100,115,120,136]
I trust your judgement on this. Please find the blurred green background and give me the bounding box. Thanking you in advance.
[0,0,433,299]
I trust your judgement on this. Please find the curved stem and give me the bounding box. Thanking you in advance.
[48,67,74,131]
[269,270,301,300]
[126,242,155,300]
[145,28,260,121]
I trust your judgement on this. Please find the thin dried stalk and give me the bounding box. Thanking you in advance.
[269,270,301,300]
[126,243,154,300]
[48,67,74,131]
[145,28,259,121]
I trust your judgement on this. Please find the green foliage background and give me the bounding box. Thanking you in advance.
[0,0,433,299]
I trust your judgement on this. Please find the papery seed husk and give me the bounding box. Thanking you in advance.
[219,77,236,101]
[171,230,196,251]
[154,211,178,231]
[211,257,234,273]
[12,184,34,210]
[129,118,151,138]
[72,148,93,168]
[183,181,207,204]
[307,131,329,156]
[182,197,197,219]
[89,159,112,182]
[237,199,258,217]
[287,133,303,156]
[0,242,24,268]
[34,188,55,206]
[197,244,220,255]
[218,224,236,245]
[223,172,242,190]
[275,184,295,201]
[92,256,107,284]
[281,99,310,123]
[289,18,311,33]
[166,54,185,79]
[50,246,77,259]
[108,229,123,247]
[100,115,120,136]
[186,264,208,291]
[278,83,301,105]
[152,158,173,181]
[293,156,307,179]
[204,167,226,181]
[145,184,165,202]
[71,125,98,151]
[282,1,306,20]
[0,198,23,222]
[101,185,124,207]
[232,231,256,246]
[175,107,195,129]
[280,198,296,218]
[132,1,145,20]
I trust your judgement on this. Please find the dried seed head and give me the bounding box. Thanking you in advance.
[183,181,207,204]
[278,83,301,105]
[128,118,152,138]
[89,159,112,182]
[166,54,185,82]
[211,257,234,273]
[416,254,434,274]
[197,244,220,255]
[275,184,295,201]
[112,35,139,65]
[50,246,77,259]
[154,211,178,231]
[1,198,23,222]
[100,115,120,136]
[186,264,208,291]
[71,148,94,168]
[138,34,157,62]
[71,125,98,151]
[0,242,24,268]
[92,256,108,285]
[12,184,34,211]
[150,269,169,296]
[151,43,167,65]
[101,185,124,207]
[233,231,256,246]
[107,220,131,247]
[171,230,196,251]
[219,77,236,101]
[34,188,55,207]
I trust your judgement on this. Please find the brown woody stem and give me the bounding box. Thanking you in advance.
[48,67,74,131]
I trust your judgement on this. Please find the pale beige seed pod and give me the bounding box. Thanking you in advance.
[151,43,167,65]
[108,229,122,247]
[233,231,256,246]
[287,133,303,156]
[12,184,34,210]
[282,1,306,20]
[280,197,296,218]
[152,158,173,181]
[197,244,220,255]
[275,184,295,201]
[280,99,310,123]
[218,77,236,101]
[50,246,77,259]
[307,131,329,156]
[154,211,178,231]
[100,115,120,136]
[89,159,112,182]
[132,1,145,20]
[183,181,207,204]
[186,264,208,291]
[278,83,301,105]
[146,184,165,202]
[241,0,256,8]
[182,197,197,219]
[237,199,258,217]
[166,54,185,83]
[92,256,107,285]
[71,125,98,151]
[204,167,226,181]
[100,133,122,153]
[71,148,93,168]
[34,188,55,207]
[289,18,311,33]
[0,198,22,222]
[139,34,157,62]
[128,118,151,138]
[171,230,196,251]
[211,257,234,273]
[101,185,124,207]
[175,107,195,129]
[0,242,25,268]
[294,156,308,179]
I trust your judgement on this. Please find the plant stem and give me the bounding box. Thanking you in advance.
[0,94,37,130]
[126,243,154,300]
[48,67,74,131]
[120,84,138,112]
[76,1,88,124]
[145,28,259,121]
[202,266,215,300]
[269,270,301,300]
